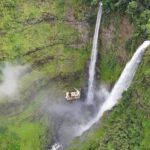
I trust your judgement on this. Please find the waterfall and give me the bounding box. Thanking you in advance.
[77,40,150,136]
[50,4,103,150]
[86,2,103,105]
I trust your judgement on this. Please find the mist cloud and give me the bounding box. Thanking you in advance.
[0,63,28,99]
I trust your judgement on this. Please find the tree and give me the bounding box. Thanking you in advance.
[127,1,138,21]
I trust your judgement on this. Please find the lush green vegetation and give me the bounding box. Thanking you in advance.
[0,0,91,80]
[90,0,150,50]
[0,93,47,150]
[0,0,150,149]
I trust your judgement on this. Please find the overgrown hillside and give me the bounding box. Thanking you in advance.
[0,0,93,85]
[0,1,92,149]
[0,0,150,150]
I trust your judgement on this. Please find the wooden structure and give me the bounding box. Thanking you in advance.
[65,88,80,101]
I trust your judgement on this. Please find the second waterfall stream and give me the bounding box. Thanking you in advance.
[77,40,150,136]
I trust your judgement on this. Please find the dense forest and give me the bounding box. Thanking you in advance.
[0,0,150,150]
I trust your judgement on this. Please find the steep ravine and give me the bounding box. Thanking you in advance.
[0,1,150,150]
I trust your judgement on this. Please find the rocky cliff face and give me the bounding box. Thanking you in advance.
[99,14,134,84]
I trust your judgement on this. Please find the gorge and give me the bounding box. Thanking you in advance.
[0,1,150,150]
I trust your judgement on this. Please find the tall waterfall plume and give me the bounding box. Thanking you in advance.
[86,2,103,105]
[78,40,150,136]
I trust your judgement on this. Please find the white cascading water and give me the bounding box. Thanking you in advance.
[50,3,150,149]
[86,2,102,105]
[77,40,150,136]
[51,5,103,149]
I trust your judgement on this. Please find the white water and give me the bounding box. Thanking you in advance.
[50,4,103,148]
[86,2,103,105]
[77,40,150,136]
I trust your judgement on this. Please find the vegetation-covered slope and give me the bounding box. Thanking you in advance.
[0,0,92,81]
[0,0,150,150]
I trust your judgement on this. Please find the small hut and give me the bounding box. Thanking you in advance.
[65,88,80,101]
[51,143,61,150]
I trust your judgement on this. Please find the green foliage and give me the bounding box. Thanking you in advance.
[101,0,150,51]
[127,1,139,20]
[0,87,49,150]
[100,48,122,83]
[0,0,91,79]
